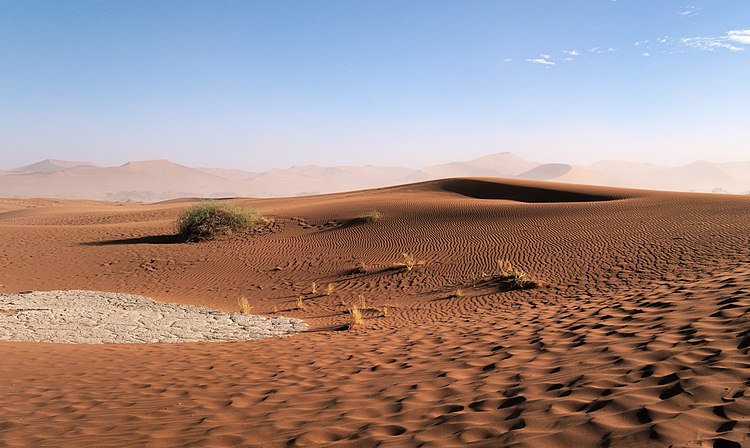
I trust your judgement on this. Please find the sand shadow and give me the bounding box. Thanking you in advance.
[312,218,376,235]
[82,234,188,246]
[440,178,618,203]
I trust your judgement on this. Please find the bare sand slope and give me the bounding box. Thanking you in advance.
[1,178,749,447]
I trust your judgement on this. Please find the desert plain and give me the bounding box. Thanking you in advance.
[1,177,749,447]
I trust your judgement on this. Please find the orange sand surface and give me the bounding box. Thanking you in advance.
[1,178,749,447]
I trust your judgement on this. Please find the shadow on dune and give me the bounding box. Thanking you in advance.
[439,178,620,203]
[82,234,187,246]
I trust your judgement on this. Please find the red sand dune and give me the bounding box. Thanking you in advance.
[1,178,749,447]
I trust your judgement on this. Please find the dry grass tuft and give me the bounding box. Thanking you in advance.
[496,259,541,290]
[382,305,388,318]
[359,210,382,223]
[351,262,369,274]
[393,252,425,272]
[311,282,317,294]
[272,305,278,314]
[326,283,334,296]
[452,289,464,298]
[238,296,252,314]
[349,306,363,329]
[295,296,306,310]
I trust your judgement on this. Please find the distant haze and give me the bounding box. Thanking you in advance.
[1,152,748,201]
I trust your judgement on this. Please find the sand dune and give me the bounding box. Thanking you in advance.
[1,178,749,447]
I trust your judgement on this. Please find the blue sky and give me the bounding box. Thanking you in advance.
[1,0,748,170]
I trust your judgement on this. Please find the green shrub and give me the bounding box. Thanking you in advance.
[177,201,262,241]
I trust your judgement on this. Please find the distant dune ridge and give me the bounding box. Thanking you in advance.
[1,152,749,200]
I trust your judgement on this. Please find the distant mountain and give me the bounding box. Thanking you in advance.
[415,152,538,180]
[1,153,748,201]
[10,159,98,174]
[197,167,260,181]
[1,159,240,201]
[247,165,416,197]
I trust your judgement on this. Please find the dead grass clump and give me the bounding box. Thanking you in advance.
[295,296,306,310]
[496,259,540,290]
[358,210,382,223]
[311,282,317,294]
[238,296,252,314]
[350,262,369,275]
[349,306,363,329]
[326,283,334,296]
[177,201,263,241]
[393,252,425,272]
[452,289,464,298]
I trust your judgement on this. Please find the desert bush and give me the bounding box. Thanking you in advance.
[177,201,262,241]
[358,210,382,223]
[393,252,425,272]
[496,259,540,290]
[350,262,369,274]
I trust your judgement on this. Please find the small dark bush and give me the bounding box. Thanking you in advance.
[177,201,262,241]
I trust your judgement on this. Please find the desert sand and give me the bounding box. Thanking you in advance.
[1,177,749,447]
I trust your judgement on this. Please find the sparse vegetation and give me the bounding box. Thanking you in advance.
[393,252,425,272]
[496,259,540,290]
[326,283,334,296]
[350,261,369,274]
[349,306,363,329]
[358,210,382,223]
[238,296,252,314]
[452,289,464,298]
[295,296,305,310]
[382,305,388,317]
[311,282,318,294]
[177,201,262,241]
[272,305,278,314]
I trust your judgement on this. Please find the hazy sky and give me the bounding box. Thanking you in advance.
[1,1,748,171]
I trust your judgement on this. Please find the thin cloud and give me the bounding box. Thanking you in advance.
[527,55,555,66]
[564,50,580,56]
[679,6,700,17]
[727,29,750,45]
[680,29,750,52]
